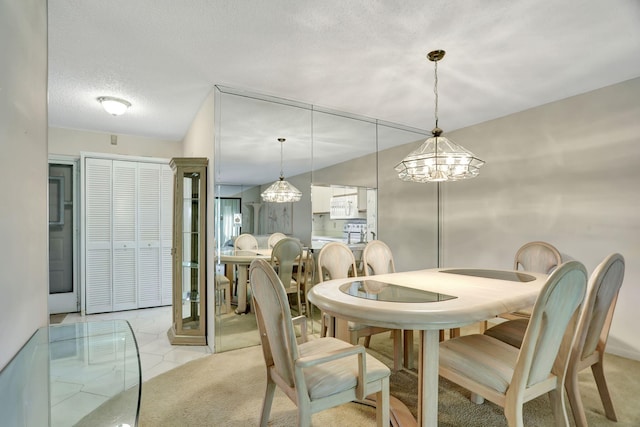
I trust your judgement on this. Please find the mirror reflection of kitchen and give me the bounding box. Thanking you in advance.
[311,185,377,252]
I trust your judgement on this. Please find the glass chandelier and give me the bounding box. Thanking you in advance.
[395,50,484,182]
[261,138,302,203]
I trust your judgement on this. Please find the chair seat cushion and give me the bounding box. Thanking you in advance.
[439,334,520,394]
[484,318,528,349]
[299,337,390,400]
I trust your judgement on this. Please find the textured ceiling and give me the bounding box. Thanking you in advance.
[48,1,640,170]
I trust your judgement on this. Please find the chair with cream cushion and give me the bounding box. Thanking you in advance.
[270,237,304,314]
[267,232,287,249]
[484,253,625,427]
[317,242,402,370]
[439,260,588,427]
[249,258,390,427]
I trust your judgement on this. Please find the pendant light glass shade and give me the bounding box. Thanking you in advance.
[395,50,484,182]
[261,138,302,203]
[261,177,302,203]
[395,131,485,182]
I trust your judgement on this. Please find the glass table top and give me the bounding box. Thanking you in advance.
[440,268,537,282]
[49,320,141,426]
[340,279,457,303]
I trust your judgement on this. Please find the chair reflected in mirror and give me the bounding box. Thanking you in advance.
[267,232,287,249]
[270,237,304,315]
[318,242,402,371]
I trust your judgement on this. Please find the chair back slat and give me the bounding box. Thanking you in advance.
[514,241,562,274]
[250,258,298,387]
[317,242,357,281]
[578,253,625,359]
[362,240,395,276]
[514,261,587,389]
[268,232,287,249]
[271,238,303,289]
[234,233,259,250]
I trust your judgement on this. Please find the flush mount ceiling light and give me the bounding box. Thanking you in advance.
[97,96,131,116]
[395,50,484,182]
[261,138,302,203]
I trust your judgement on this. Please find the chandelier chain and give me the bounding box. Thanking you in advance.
[434,59,439,129]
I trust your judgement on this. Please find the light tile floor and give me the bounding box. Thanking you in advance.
[61,306,211,382]
[51,306,210,426]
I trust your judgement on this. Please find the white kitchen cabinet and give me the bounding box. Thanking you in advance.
[84,156,172,314]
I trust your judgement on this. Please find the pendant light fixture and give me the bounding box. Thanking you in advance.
[261,138,302,203]
[395,50,484,182]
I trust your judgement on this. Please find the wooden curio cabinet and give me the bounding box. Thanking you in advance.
[167,158,208,345]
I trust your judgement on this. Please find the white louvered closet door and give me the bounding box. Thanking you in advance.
[85,158,113,314]
[138,163,162,308]
[112,160,138,311]
[160,164,174,305]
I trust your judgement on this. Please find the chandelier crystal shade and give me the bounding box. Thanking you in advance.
[261,138,302,203]
[395,50,484,182]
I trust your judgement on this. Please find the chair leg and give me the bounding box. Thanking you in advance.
[403,330,414,369]
[565,364,588,427]
[375,377,390,427]
[548,386,569,427]
[449,328,460,338]
[259,377,276,427]
[503,399,524,427]
[591,360,618,421]
[392,330,402,372]
[363,335,372,348]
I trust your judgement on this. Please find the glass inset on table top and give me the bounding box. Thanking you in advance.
[440,268,536,282]
[340,280,457,303]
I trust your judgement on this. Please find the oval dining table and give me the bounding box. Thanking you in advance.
[307,267,548,427]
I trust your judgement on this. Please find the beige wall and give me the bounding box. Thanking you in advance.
[180,89,218,349]
[0,0,49,423]
[0,0,48,371]
[377,77,640,360]
[49,127,182,159]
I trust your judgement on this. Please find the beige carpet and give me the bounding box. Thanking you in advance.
[78,333,640,426]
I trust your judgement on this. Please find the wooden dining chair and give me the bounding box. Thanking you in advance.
[249,258,390,427]
[361,240,413,370]
[267,232,286,248]
[270,237,304,315]
[318,242,403,371]
[480,241,564,332]
[484,253,625,427]
[505,241,563,317]
[439,260,588,427]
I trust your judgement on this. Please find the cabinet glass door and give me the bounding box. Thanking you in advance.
[168,158,208,345]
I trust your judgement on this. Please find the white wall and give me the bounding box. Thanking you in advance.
[49,127,182,158]
[377,78,640,360]
[180,89,218,349]
[0,0,49,424]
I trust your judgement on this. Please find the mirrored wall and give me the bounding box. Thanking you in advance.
[213,85,431,352]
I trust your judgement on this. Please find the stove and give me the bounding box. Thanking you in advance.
[343,220,367,244]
